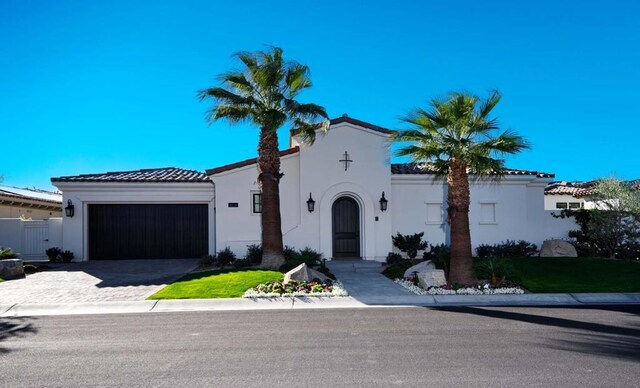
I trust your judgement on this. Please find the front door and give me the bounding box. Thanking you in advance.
[332,197,360,258]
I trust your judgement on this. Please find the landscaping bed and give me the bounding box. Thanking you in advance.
[243,279,348,298]
[384,257,640,293]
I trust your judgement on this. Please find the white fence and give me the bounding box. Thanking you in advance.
[0,218,63,259]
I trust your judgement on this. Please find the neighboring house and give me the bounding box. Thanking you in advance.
[51,116,572,261]
[0,185,62,219]
[544,180,640,210]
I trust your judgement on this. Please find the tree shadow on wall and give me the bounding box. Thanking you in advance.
[0,317,38,354]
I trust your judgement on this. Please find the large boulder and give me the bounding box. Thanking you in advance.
[403,260,436,278]
[540,240,578,258]
[283,263,329,284]
[417,270,447,289]
[0,259,25,280]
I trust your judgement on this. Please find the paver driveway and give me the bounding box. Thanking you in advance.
[0,259,199,304]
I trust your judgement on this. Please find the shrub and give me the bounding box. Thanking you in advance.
[59,250,74,263]
[474,257,513,286]
[386,252,404,265]
[200,254,217,267]
[382,260,415,280]
[233,258,253,269]
[23,264,38,274]
[216,247,236,267]
[0,247,19,260]
[283,246,297,261]
[392,232,428,262]
[475,240,537,258]
[245,244,263,264]
[280,247,323,272]
[45,247,62,262]
[425,244,450,278]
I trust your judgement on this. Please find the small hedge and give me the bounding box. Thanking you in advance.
[475,240,537,258]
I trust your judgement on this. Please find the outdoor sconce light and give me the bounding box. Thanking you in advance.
[65,200,75,218]
[306,193,316,213]
[379,192,388,212]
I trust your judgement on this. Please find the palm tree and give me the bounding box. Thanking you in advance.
[199,47,328,269]
[394,91,530,285]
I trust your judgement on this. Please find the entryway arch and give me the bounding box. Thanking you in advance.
[332,196,361,258]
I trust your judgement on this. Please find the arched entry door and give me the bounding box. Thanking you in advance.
[332,196,360,258]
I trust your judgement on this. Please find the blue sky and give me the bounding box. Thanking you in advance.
[1,0,638,190]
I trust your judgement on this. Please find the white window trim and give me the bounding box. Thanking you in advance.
[478,201,497,225]
[424,201,444,225]
[250,191,262,216]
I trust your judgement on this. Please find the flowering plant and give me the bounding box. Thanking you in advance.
[394,278,524,295]
[243,280,348,298]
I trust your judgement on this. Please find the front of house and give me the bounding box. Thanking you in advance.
[52,116,572,262]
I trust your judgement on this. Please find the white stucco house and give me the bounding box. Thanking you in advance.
[51,116,573,262]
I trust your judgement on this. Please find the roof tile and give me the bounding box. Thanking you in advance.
[51,167,210,183]
[391,163,554,178]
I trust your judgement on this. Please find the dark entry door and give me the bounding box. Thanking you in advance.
[332,197,360,258]
[88,204,208,260]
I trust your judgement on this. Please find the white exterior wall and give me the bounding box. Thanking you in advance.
[391,175,577,253]
[51,182,215,261]
[0,204,62,219]
[211,122,393,261]
[0,218,62,258]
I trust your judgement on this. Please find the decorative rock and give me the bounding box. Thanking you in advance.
[0,259,25,280]
[540,239,578,258]
[403,260,436,278]
[417,270,447,289]
[283,263,329,284]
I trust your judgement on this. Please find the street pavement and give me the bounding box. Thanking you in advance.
[0,306,638,387]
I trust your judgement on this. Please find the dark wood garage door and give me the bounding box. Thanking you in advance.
[88,204,208,260]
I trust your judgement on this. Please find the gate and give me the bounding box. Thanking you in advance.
[22,221,50,258]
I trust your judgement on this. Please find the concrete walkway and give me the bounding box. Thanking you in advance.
[0,259,199,304]
[326,259,416,302]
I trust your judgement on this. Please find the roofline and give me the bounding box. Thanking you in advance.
[0,192,62,205]
[289,116,394,138]
[205,147,300,175]
[51,167,208,183]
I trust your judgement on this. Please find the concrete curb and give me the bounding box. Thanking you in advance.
[0,301,157,317]
[1,293,639,317]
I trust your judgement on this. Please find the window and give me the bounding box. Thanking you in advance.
[425,203,442,224]
[555,202,568,209]
[479,202,496,224]
[252,193,262,214]
[569,202,582,209]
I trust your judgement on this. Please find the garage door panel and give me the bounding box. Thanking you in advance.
[88,204,208,260]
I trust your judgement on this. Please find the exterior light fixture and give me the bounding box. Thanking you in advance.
[306,193,315,213]
[65,200,75,218]
[379,192,388,212]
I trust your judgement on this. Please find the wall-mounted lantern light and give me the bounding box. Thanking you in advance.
[65,200,75,218]
[379,192,388,212]
[306,193,315,213]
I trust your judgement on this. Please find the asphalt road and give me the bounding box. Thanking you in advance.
[1,306,639,387]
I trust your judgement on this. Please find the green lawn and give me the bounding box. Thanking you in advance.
[506,257,640,293]
[148,268,283,299]
[384,257,640,293]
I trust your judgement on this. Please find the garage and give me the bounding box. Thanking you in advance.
[88,204,208,260]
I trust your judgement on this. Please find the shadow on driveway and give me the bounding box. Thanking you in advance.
[37,259,199,288]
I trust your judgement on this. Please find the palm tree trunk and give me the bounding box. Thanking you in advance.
[447,160,477,286]
[257,128,285,269]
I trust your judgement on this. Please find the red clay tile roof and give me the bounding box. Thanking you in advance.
[51,167,210,183]
[206,147,300,175]
[391,163,554,178]
[545,179,640,198]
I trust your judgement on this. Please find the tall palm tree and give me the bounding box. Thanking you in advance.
[394,91,530,285]
[199,47,328,269]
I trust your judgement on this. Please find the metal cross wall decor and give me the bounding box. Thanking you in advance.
[339,151,353,171]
